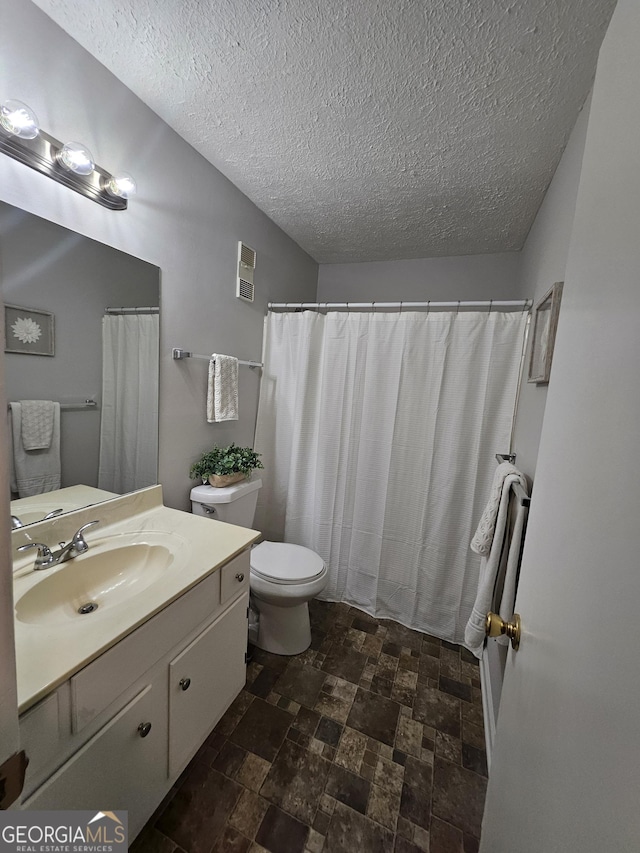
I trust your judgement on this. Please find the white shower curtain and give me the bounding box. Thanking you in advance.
[254,310,527,643]
[98,313,159,493]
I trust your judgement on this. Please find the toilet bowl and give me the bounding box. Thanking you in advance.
[250,541,327,654]
[190,479,328,655]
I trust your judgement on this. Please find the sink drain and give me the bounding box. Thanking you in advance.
[78,602,99,615]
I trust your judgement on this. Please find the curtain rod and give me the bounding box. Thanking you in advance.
[105,306,159,315]
[267,300,532,311]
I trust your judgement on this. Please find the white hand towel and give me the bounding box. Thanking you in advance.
[10,402,61,497]
[470,462,526,555]
[207,354,239,422]
[465,473,525,657]
[21,399,56,450]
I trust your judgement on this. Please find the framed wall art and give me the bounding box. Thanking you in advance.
[528,282,563,384]
[4,304,55,356]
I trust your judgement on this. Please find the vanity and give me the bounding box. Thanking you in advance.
[11,485,259,839]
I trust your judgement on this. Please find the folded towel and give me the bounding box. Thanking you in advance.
[471,462,526,555]
[207,354,239,422]
[465,473,529,658]
[21,399,56,450]
[10,402,61,497]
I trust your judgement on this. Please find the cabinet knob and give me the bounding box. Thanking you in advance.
[235,573,245,582]
[179,677,191,691]
[138,721,152,738]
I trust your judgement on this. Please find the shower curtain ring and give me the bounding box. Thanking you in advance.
[456,300,460,314]
[426,300,431,315]
[489,299,493,314]
[372,301,376,313]
[400,301,403,313]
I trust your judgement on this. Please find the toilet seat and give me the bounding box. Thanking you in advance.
[250,541,325,585]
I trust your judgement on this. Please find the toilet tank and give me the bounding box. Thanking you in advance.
[190,477,262,527]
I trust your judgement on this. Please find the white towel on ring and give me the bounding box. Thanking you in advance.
[207,354,239,422]
[465,473,529,658]
[470,462,526,555]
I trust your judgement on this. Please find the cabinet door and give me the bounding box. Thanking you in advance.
[169,592,248,777]
[23,684,167,839]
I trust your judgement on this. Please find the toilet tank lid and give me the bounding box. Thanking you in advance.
[190,477,262,504]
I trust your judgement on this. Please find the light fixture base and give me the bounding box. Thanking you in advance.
[0,127,128,210]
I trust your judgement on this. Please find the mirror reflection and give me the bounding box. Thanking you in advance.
[0,201,160,526]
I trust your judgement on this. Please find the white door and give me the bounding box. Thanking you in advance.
[481,2,640,849]
[0,314,21,804]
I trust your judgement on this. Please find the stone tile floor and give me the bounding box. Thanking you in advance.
[133,600,488,853]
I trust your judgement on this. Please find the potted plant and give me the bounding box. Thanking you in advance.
[189,443,264,488]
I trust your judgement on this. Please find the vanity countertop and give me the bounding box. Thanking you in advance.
[12,485,260,713]
[11,485,119,526]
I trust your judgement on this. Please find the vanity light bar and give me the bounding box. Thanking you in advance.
[0,100,134,211]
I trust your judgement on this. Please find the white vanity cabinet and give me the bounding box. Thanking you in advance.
[169,592,247,776]
[17,548,251,840]
[22,684,167,826]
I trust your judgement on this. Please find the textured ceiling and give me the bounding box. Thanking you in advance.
[32,0,616,263]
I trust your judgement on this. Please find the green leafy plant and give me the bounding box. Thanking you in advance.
[189,443,264,481]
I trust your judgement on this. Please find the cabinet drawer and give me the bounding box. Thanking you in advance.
[71,568,221,732]
[23,684,167,838]
[220,550,250,604]
[169,591,248,777]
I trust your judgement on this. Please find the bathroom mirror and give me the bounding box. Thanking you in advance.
[0,201,160,525]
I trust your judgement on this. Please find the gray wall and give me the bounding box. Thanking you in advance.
[0,0,318,511]
[0,202,159,488]
[510,96,592,479]
[317,252,523,302]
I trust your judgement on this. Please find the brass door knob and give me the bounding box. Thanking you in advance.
[485,612,521,651]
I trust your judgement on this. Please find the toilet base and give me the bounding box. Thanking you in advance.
[254,599,311,656]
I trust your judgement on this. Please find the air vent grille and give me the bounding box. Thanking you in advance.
[236,241,256,303]
[238,278,254,301]
[240,244,256,268]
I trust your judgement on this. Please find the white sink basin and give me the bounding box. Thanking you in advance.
[15,532,185,625]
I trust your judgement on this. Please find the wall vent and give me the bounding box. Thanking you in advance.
[236,242,256,302]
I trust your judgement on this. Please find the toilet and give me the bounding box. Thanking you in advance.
[190,478,328,655]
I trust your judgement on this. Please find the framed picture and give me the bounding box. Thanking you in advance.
[528,282,563,384]
[4,304,55,356]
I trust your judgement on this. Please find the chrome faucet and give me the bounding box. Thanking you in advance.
[17,520,100,570]
[11,508,63,530]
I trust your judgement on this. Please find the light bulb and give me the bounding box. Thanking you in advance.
[57,141,95,175]
[0,100,39,139]
[104,172,136,199]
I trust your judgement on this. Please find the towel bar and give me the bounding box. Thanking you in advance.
[171,348,262,369]
[8,399,97,411]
